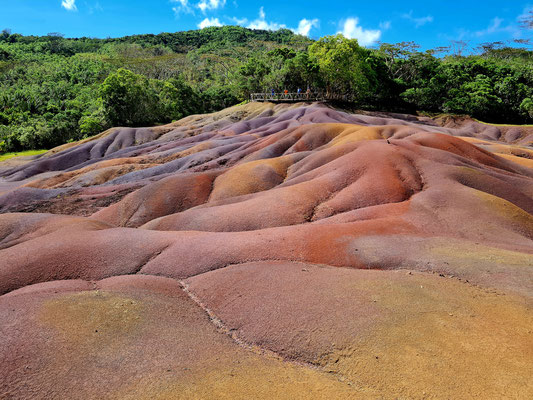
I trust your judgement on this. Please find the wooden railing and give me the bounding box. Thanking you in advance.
[250,92,353,102]
[250,92,325,102]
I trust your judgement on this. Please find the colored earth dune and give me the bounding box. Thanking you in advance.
[1,102,532,399]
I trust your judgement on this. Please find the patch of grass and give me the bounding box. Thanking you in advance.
[234,100,250,107]
[471,118,533,127]
[417,111,533,127]
[0,150,47,162]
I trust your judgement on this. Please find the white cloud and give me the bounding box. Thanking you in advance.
[295,18,319,36]
[247,7,286,31]
[231,16,249,25]
[402,11,434,28]
[198,0,226,13]
[379,21,391,30]
[88,1,103,14]
[414,15,433,27]
[231,7,319,37]
[61,0,77,11]
[468,16,518,38]
[172,0,193,15]
[475,17,504,37]
[453,15,519,42]
[338,17,381,46]
[198,17,223,29]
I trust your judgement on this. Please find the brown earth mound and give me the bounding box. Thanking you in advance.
[1,102,532,399]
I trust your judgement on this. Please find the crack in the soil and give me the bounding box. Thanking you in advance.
[178,275,361,390]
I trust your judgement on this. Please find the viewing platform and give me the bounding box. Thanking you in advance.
[251,92,327,103]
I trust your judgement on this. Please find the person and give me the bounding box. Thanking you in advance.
[306,87,311,100]
[271,88,275,97]
[297,88,302,95]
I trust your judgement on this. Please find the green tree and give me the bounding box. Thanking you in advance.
[155,76,201,120]
[236,56,271,96]
[443,74,502,119]
[100,68,158,126]
[520,98,533,119]
[308,35,376,101]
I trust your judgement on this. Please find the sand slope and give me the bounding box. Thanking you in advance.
[1,102,532,399]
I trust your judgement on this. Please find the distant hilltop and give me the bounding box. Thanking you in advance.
[0,25,311,52]
[1,26,532,156]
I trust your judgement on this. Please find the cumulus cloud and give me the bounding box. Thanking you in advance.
[338,17,381,46]
[172,0,193,15]
[198,17,223,28]
[295,18,319,36]
[61,0,77,11]
[198,0,226,13]
[402,11,434,28]
[247,7,286,31]
[230,7,319,37]
[231,16,249,25]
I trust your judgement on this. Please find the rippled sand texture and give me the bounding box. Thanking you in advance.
[1,102,532,399]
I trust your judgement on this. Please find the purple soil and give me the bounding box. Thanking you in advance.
[1,102,532,398]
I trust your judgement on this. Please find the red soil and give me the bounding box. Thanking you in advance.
[1,102,532,399]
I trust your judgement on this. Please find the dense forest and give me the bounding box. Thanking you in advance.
[0,25,532,152]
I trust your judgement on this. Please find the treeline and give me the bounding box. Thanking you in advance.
[0,26,531,152]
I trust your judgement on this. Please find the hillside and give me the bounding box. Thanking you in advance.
[1,27,532,155]
[0,26,311,152]
[1,102,532,398]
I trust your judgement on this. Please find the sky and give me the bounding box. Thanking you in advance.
[0,1,531,50]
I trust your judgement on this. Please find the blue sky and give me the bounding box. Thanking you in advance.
[0,1,531,50]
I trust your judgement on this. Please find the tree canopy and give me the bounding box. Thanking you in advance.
[309,35,376,100]
[0,26,531,153]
